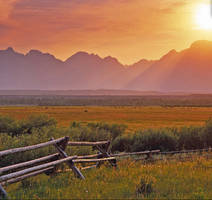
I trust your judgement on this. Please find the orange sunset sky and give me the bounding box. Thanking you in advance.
[0,0,212,64]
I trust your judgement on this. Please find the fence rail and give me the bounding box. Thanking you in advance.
[68,141,109,146]
[0,156,77,183]
[111,150,160,157]
[1,167,54,186]
[0,137,67,157]
[0,153,59,174]
[159,148,212,155]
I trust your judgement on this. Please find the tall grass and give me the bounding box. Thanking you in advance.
[5,157,212,199]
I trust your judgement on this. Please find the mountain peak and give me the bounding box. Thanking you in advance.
[26,49,46,57]
[167,49,177,55]
[6,47,15,52]
[190,40,212,49]
[26,49,58,61]
[103,56,121,65]
[0,47,24,57]
[65,51,101,63]
[71,51,89,57]
[133,59,150,65]
[161,49,177,60]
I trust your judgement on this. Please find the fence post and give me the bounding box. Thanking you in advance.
[0,184,8,199]
[46,136,70,175]
[51,138,85,179]
[145,151,153,162]
[45,137,69,176]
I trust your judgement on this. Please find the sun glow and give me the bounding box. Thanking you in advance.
[195,4,212,30]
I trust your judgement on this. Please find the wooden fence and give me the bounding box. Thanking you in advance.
[1,136,211,199]
[0,137,118,198]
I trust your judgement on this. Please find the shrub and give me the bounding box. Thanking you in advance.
[70,121,81,128]
[0,114,57,136]
[202,119,212,148]
[87,122,127,140]
[111,134,134,152]
[132,129,178,152]
[112,128,178,153]
[0,115,19,135]
[177,126,204,150]
[69,122,127,142]
[69,125,98,141]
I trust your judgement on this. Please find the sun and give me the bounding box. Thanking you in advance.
[195,4,212,30]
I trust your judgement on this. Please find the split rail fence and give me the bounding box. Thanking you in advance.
[1,136,211,199]
[0,136,118,198]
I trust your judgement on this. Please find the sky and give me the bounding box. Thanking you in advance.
[0,0,212,64]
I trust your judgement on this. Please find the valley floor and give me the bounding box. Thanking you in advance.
[1,106,212,131]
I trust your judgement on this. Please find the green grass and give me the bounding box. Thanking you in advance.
[5,157,212,199]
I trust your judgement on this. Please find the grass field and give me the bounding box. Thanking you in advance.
[6,156,212,199]
[2,106,212,199]
[1,106,212,131]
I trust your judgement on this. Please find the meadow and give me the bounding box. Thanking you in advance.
[1,106,212,131]
[1,105,212,199]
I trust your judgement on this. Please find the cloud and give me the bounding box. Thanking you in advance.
[0,0,16,23]
[0,24,11,34]
[0,0,201,63]
[8,0,188,34]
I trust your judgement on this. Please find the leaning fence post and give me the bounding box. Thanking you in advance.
[96,144,117,167]
[46,136,70,176]
[0,184,8,199]
[51,138,85,179]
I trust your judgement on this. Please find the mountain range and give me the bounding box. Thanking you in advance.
[0,40,212,92]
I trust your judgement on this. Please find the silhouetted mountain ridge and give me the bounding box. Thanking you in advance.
[0,40,212,92]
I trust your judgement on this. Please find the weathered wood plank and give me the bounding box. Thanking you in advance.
[1,167,53,186]
[0,156,77,183]
[73,157,116,163]
[77,154,102,159]
[68,141,109,146]
[111,150,160,157]
[0,137,67,157]
[0,154,58,174]
[81,165,97,170]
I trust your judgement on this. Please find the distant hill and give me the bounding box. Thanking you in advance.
[1,40,212,92]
